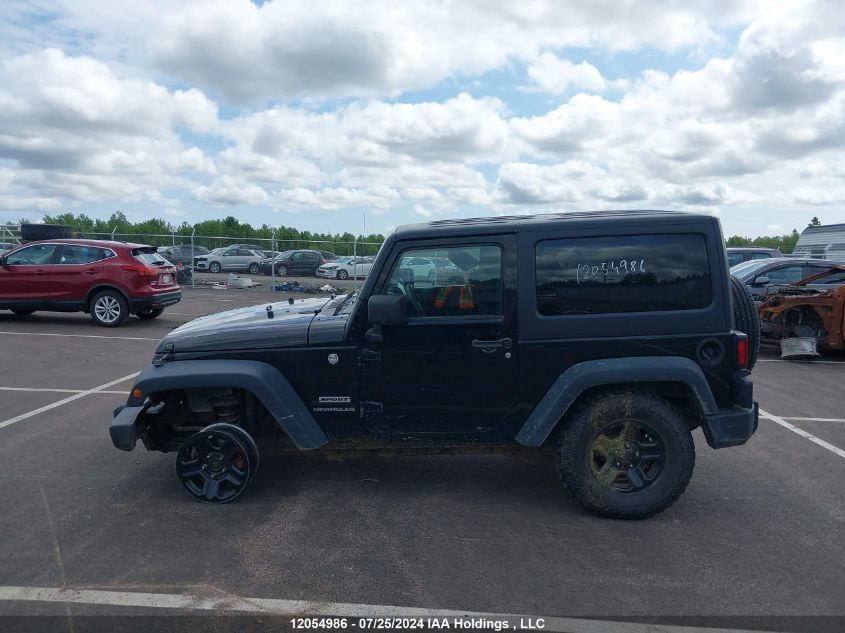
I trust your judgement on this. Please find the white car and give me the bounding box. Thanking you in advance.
[317,256,374,280]
[399,255,462,283]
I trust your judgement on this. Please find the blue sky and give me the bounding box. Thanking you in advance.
[1,1,843,237]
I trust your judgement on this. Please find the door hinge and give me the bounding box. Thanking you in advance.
[358,348,381,364]
[360,401,383,417]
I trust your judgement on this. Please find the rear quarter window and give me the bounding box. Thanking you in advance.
[536,233,712,315]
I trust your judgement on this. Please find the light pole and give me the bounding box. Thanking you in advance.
[190,227,196,288]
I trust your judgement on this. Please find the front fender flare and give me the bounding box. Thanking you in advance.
[119,359,328,450]
[515,356,718,447]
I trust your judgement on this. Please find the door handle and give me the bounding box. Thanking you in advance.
[85,269,98,275]
[35,269,48,275]
[471,337,512,349]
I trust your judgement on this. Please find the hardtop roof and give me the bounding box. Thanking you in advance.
[395,209,714,239]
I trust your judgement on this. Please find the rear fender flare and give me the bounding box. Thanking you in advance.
[515,356,717,447]
[126,359,328,449]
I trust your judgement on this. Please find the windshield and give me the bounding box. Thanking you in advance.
[730,259,772,280]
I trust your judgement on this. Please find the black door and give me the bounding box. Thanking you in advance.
[359,238,518,435]
[304,251,321,274]
[288,251,309,275]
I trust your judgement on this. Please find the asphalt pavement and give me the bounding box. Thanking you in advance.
[0,288,842,633]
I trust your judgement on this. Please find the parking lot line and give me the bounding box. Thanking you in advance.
[0,586,775,633]
[760,409,845,460]
[782,416,845,423]
[756,359,844,364]
[0,372,139,431]
[0,331,159,342]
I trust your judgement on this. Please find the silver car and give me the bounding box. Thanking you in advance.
[317,256,375,280]
[195,247,265,274]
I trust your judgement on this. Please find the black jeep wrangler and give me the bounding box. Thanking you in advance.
[111,211,759,519]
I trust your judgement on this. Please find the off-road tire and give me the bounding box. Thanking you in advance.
[208,262,222,273]
[276,264,288,276]
[90,290,129,327]
[730,274,760,371]
[136,307,164,320]
[248,262,260,274]
[20,223,73,242]
[11,309,35,316]
[556,389,695,520]
[336,269,349,280]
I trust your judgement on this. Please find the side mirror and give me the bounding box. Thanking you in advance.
[368,294,408,325]
[753,276,770,285]
[0,255,5,266]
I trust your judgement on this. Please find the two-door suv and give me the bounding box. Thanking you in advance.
[111,211,759,518]
[0,239,181,326]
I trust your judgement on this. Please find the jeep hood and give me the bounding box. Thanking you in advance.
[156,297,332,354]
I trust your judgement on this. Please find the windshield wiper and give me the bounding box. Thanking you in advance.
[335,289,359,314]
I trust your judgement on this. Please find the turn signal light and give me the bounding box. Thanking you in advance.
[131,388,143,400]
[736,334,748,370]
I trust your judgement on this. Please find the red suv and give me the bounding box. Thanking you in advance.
[0,240,181,327]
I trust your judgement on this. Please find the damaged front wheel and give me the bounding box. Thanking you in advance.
[175,424,259,503]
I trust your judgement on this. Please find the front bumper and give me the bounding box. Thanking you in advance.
[700,371,759,449]
[129,289,181,312]
[316,269,337,278]
[110,404,143,451]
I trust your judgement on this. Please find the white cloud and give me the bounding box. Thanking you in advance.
[149,0,764,103]
[0,193,62,211]
[0,48,218,207]
[1,0,845,235]
[193,176,269,206]
[273,186,400,211]
[527,54,607,94]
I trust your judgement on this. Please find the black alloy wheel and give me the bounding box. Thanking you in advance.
[556,389,695,519]
[202,423,260,482]
[175,426,255,503]
[586,419,666,493]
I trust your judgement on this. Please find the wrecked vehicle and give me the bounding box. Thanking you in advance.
[759,264,845,358]
[111,211,759,519]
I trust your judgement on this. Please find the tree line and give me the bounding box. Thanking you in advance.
[38,212,385,255]
[724,217,821,254]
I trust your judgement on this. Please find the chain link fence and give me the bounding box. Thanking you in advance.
[0,223,382,291]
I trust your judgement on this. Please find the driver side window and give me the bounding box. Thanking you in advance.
[6,244,58,265]
[385,245,502,318]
